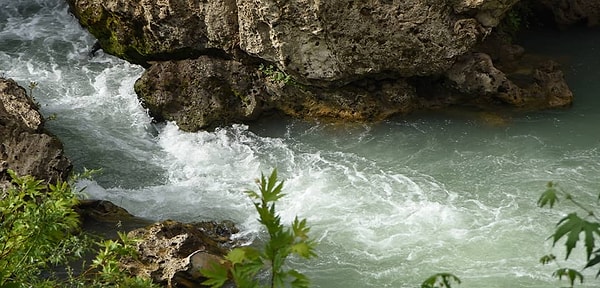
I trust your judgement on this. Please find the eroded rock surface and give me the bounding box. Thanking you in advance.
[134,56,264,131]
[0,78,72,188]
[67,0,513,83]
[68,0,576,131]
[67,0,239,66]
[122,220,238,287]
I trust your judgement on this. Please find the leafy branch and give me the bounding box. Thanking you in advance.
[538,182,600,287]
[201,169,317,288]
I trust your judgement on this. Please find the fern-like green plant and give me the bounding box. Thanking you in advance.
[0,170,81,286]
[201,169,317,288]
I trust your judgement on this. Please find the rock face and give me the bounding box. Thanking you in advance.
[134,56,264,131]
[0,78,72,188]
[66,0,239,66]
[236,0,493,84]
[122,220,238,287]
[68,0,574,131]
[135,56,419,130]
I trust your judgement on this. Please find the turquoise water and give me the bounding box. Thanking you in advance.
[2,1,600,287]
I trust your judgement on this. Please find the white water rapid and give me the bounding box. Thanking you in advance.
[2,1,600,287]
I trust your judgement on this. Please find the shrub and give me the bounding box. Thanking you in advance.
[0,170,157,287]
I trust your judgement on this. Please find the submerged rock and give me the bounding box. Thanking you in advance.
[0,78,72,188]
[122,220,239,287]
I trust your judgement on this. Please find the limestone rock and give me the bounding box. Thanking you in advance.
[67,0,576,130]
[135,55,420,131]
[65,0,516,83]
[237,0,489,84]
[122,220,238,287]
[445,52,523,105]
[66,0,239,66]
[444,36,573,109]
[134,56,265,131]
[451,0,519,27]
[0,78,72,187]
[266,77,418,123]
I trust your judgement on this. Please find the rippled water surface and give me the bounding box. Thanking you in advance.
[2,1,600,287]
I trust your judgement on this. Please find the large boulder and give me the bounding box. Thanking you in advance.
[135,55,419,130]
[134,56,265,131]
[236,0,500,84]
[0,78,72,188]
[444,51,572,108]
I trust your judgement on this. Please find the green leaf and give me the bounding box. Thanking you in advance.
[292,217,310,240]
[552,213,600,260]
[584,252,600,278]
[245,190,260,199]
[539,254,556,265]
[538,182,560,208]
[200,261,229,288]
[226,248,246,265]
[553,268,584,287]
[290,242,314,259]
[421,273,461,288]
[289,269,310,288]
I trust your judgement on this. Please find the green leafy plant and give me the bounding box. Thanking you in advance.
[201,169,317,288]
[538,182,600,287]
[0,170,156,287]
[259,64,294,86]
[421,273,462,288]
[83,231,157,288]
[0,170,81,286]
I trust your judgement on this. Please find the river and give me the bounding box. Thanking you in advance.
[2,1,600,287]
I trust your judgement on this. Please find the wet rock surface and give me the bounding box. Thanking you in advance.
[121,220,239,287]
[0,78,72,188]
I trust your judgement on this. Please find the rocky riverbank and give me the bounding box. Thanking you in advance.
[65,0,589,131]
[0,78,236,286]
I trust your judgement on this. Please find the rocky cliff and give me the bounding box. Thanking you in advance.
[0,78,72,188]
[67,0,577,131]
